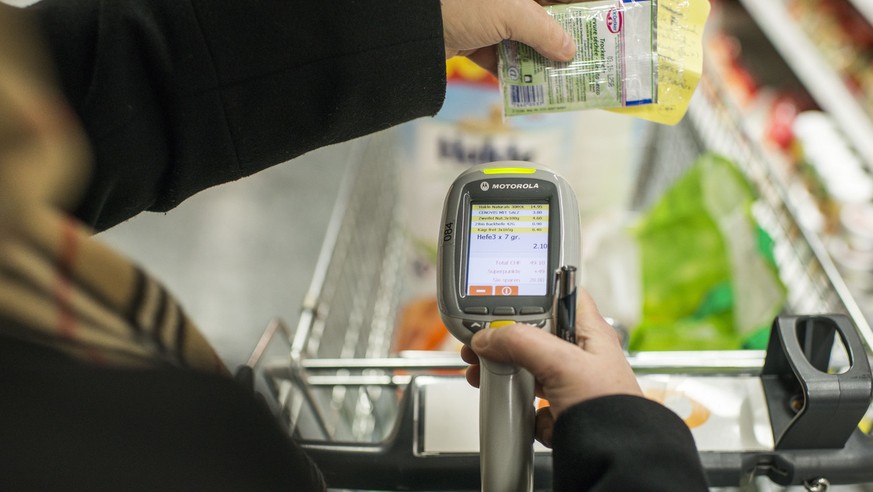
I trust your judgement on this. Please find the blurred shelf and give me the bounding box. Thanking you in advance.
[738,0,873,169]
[682,59,873,349]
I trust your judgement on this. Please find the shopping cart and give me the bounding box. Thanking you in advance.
[255,73,873,490]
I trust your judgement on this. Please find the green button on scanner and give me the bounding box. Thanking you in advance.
[489,320,516,329]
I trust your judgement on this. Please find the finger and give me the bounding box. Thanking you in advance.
[465,363,481,388]
[471,324,577,381]
[534,381,547,400]
[502,0,575,61]
[465,48,498,77]
[460,344,480,365]
[575,289,623,352]
[534,407,555,448]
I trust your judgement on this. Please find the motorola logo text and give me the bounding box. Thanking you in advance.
[489,183,540,190]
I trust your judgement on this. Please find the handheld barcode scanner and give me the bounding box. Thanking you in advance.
[437,163,581,491]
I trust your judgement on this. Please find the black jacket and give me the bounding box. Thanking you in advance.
[32,0,446,230]
[2,1,710,490]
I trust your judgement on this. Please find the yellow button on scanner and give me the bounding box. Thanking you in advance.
[489,320,516,329]
[482,167,536,175]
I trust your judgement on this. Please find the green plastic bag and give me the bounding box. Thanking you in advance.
[629,154,786,351]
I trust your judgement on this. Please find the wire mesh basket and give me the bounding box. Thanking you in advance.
[260,74,873,489]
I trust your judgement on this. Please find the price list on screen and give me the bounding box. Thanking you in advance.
[466,203,549,296]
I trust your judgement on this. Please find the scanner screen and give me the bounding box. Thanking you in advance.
[466,203,549,296]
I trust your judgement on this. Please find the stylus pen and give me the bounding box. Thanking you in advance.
[554,266,577,344]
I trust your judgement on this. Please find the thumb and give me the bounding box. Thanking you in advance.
[503,0,575,61]
[471,324,576,380]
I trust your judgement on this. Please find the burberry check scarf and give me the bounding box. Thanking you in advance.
[0,201,228,374]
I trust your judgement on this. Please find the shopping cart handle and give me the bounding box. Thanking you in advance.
[299,380,554,491]
[700,429,873,487]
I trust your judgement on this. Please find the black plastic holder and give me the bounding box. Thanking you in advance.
[762,314,873,450]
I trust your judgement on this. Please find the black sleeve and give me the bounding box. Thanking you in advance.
[551,395,710,491]
[29,0,447,231]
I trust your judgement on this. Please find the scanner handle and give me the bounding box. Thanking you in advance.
[479,358,536,492]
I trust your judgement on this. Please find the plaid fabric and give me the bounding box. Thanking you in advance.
[0,198,228,375]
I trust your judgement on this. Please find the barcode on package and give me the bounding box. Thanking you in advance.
[509,85,545,108]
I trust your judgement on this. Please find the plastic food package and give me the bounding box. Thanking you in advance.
[583,154,786,351]
[499,0,657,114]
[631,154,786,350]
[498,0,710,125]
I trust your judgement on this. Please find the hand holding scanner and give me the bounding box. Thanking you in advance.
[437,163,581,491]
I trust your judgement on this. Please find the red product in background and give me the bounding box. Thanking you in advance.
[706,34,760,107]
[766,91,815,151]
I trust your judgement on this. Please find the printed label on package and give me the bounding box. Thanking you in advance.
[499,0,657,116]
